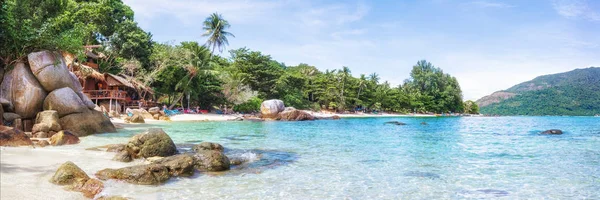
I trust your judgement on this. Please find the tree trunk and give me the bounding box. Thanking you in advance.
[169,94,183,110]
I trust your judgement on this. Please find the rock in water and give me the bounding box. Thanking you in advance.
[192,142,224,152]
[43,87,88,117]
[75,178,104,198]
[95,164,171,185]
[260,99,285,118]
[59,109,116,136]
[541,129,563,135]
[10,62,47,118]
[0,126,33,146]
[32,110,62,133]
[152,154,196,177]
[332,115,341,120]
[113,150,133,162]
[278,109,315,121]
[27,50,76,92]
[49,130,80,145]
[127,128,177,158]
[50,161,90,185]
[385,121,407,125]
[192,142,230,171]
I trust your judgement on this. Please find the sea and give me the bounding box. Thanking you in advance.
[1,116,599,199]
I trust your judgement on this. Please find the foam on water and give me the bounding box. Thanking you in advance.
[2,116,600,199]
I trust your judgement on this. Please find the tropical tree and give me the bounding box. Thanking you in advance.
[202,13,235,54]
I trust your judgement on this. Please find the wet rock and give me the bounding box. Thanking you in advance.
[332,115,341,120]
[541,129,563,135]
[75,178,104,198]
[106,144,127,152]
[0,125,33,146]
[113,150,133,162]
[152,154,196,177]
[192,142,224,152]
[148,107,160,115]
[193,143,230,172]
[278,109,315,121]
[10,62,47,118]
[229,158,243,165]
[59,109,116,136]
[3,112,21,122]
[32,110,62,133]
[49,130,80,146]
[95,164,171,185]
[385,121,406,125]
[127,128,177,158]
[420,122,428,125]
[260,99,285,118]
[43,87,88,117]
[27,50,76,92]
[50,161,90,185]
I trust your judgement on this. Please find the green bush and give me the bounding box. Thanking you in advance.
[233,97,263,113]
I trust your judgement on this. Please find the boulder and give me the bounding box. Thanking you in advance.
[133,109,154,119]
[278,109,315,121]
[77,91,97,110]
[43,87,88,117]
[27,50,75,92]
[193,150,231,172]
[152,154,196,177]
[34,132,48,138]
[113,150,133,162]
[125,114,145,123]
[50,161,90,185]
[95,164,171,185]
[10,62,47,118]
[127,128,177,158]
[260,99,285,118]
[332,115,341,120]
[153,114,160,120]
[0,126,33,146]
[109,110,120,118]
[541,129,563,135]
[3,112,21,122]
[192,142,224,152]
[0,67,14,111]
[32,110,61,133]
[148,107,160,115]
[49,130,80,145]
[59,109,116,136]
[159,116,170,121]
[75,178,104,198]
[37,140,50,147]
[106,144,127,152]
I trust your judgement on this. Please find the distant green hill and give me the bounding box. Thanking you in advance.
[476,67,600,116]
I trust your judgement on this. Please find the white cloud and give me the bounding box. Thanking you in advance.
[552,0,600,21]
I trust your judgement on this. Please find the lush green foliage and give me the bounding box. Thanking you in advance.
[479,67,600,116]
[463,100,479,114]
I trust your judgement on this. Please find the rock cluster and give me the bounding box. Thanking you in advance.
[50,161,104,198]
[260,99,318,121]
[123,107,170,123]
[1,50,116,136]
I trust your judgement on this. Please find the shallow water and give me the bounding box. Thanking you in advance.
[2,116,600,199]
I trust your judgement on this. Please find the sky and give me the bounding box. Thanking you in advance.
[122,0,599,100]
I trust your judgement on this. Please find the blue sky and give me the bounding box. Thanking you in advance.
[123,0,599,100]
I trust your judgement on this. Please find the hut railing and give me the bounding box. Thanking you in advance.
[83,90,127,101]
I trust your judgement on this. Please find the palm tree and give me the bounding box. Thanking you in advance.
[202,13,235,54]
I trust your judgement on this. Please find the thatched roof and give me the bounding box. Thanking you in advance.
[105,73,134,88]
[122,75,155,94]
[73,63,105,81]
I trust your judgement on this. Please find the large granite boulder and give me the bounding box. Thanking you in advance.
[95,164,171,185]
[49,130,80,146]
[27,50,76,92]
[44,87,88,117]
[192,142,230,172]
[278,109,315,121]
[59,109,116,137]
[50,161,90,185]
[69,72,96,109]
[127,128,177,158]
[260,99,285,118]
[11,62,47,118]
[148,107,160,115]
[541,129,563,135]
[124,114,145,123]
[0,126,33,146]
[32,110,61,133]
[152,154,196,177]
[133,109,154,120]
[0,68,13,111]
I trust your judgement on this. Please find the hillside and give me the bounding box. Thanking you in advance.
[476,67,600,116]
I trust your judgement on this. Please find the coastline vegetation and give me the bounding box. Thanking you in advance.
[1,0,469,114]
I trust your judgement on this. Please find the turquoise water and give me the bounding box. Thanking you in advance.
[93,117,600,199]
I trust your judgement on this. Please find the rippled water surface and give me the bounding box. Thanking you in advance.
[5,116,600,199]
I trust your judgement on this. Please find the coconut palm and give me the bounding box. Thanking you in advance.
[202,13,235,54]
